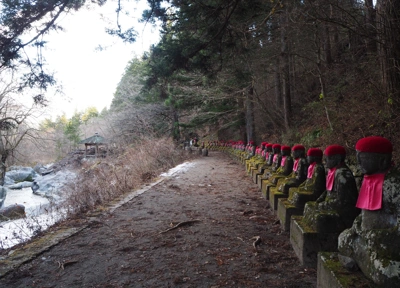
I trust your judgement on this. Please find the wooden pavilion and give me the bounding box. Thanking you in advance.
[79,133,108,158]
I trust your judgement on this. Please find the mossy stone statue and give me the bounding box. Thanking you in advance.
[338,136,400,286]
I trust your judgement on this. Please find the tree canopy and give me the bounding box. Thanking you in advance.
[3,0,400,159]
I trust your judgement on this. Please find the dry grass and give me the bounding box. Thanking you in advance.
[62,136,194,216]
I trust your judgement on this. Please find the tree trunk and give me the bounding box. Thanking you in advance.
[330,4,340,60]
[365,0,377,54]
[376,0,400,102]
[0,152,8,186]
[237,95,247,142]
[245,87,256,144]
[274,58,283,109]
[280,11,291,130]
[324,23,333,65]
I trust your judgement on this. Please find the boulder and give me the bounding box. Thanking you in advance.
[6,167,37,183]
[0,204,25,222]
[8,181,35,190]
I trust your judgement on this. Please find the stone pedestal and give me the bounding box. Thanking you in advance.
[251,165,264,184]
[257,174,264,190]
[260,179,270,199]
[317,252,374,288]
[277,198,303,232]
[268,187,287,211]
[290,216,340,267]
[245,158,253,173]
[250,163,263,183]
[277,189,316,232]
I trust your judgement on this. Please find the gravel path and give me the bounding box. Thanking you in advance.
[0,151,316,287]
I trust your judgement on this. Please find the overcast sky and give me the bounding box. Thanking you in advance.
[42,1,160,119]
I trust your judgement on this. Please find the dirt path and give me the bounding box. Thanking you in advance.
[0,151,316,287]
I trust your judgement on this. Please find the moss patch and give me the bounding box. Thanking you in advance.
[320,252,375,288]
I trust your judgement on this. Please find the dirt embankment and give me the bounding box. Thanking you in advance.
[0,151,316,287]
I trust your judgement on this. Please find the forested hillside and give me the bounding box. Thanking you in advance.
[114,0,400,162]
[1,0,400,165]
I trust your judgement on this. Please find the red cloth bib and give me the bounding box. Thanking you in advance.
[281,156,287,167]
[273,154,278,163]
[265,152,269,160]
[356,173,385,210]
[326,167,337,191]
[293,159,300,172]
[307,162,316,179]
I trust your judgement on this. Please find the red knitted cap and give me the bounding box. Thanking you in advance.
[281,145,291,152]
[307,148,323,157]
[266,144,273,149]
[324,145,346,156]
[248,141,255,145]
[292,144,305,151]
[355,136,392,154]
[272,144,281,150]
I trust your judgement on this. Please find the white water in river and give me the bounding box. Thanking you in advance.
[0,161,194,250]
[0,188,65,250]
[3,187,50,216]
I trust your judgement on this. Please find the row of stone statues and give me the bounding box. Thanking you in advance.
[208,136,400,287]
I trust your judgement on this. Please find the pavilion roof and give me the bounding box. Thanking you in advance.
[79,133,107,145]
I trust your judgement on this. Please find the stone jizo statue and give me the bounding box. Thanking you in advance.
[264,144,274,166]
[338,136,400,286]
[277,145,309,195]
[287,148,325,208]
[303,145,360,233]
[267,145,294,186]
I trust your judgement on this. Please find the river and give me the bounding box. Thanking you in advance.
[0,161,194,250]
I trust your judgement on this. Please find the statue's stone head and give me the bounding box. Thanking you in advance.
[355,136,392,175]
[307,148,323,164]
[266,144,273,153]
[281,145,291,156]
[261,142,268,150]
[292,144,306,159]
[272,144,281,154]
[324,145,346,169]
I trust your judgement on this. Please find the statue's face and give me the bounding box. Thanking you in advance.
[357,151,391,174]
[282,150,290,156]
[273,148,280,154]
[325,154,343,169]
[293,150,304,159]
[307,155,322,164]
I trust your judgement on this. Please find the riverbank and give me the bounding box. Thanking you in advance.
[0,151,316,287]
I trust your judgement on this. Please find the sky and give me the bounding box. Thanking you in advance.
[41,1,160,119]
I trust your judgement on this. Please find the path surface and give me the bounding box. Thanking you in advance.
[1,151,316,287]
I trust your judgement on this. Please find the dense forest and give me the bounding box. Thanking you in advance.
[1,0,400,166]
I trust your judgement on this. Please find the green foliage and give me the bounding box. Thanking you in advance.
[0,0,88,95]
[39,114,68,131]
[111,57,152,110]
[300,129,322,147]
[62,111,82,148]
[81,107,99,124]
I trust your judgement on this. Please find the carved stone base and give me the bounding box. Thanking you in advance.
[317,252,374,288]
[257,174,264,190]
[290,216,339,268]
[268,188,286,211]
[252,168,263,184]
[261,179,269,199]
[277,199,304,232]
